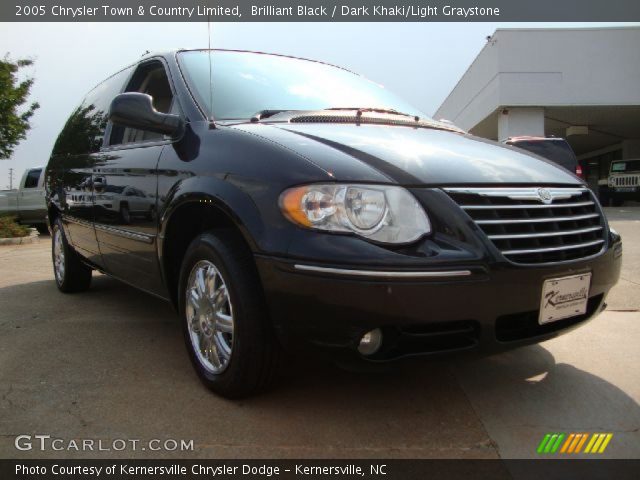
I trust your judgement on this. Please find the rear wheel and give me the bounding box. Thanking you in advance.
[120,204,131,224]
[52,218,92,293]
[178,229,281,398]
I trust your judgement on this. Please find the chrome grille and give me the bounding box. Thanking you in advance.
[612,175,639,187]
[444,187,606,264]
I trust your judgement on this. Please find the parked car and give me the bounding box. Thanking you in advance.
[0,167,48,233]
[45,50,622,398]
[503,136,583,178]
[94,185,156,224]
[608,159,640,206]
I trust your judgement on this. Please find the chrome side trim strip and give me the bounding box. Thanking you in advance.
[94,223,155,244]
[62,215,155,244]
[461,201,594,210]
[489,226,603,240]
[293,264,472,278]
[501,239,605,256]
[476,213,600,225]
[61,214,92,228]
[444,187,587,201]
[62,214,93,228]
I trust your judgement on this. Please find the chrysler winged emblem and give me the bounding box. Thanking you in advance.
[537,188,553,204]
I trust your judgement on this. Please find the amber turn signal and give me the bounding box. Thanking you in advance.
[280,186,312,227]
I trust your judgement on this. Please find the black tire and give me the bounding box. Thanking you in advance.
[612,197,624,207]
[51,218,92,293]
[120,204,131,224]
[178,229,281,398]
[146,206,156,221]
[35,224,49,235]
[598,188,610,207]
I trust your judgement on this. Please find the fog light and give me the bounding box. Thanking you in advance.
[358,328,383,356]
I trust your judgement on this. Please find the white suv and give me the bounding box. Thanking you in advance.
[609,159,640,206]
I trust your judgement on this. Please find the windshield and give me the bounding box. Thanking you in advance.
[611,160,640,173]
[509,140,577,171]
[177,50,428,121]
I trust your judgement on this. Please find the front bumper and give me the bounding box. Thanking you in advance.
[611,187,639,200]
[256,242,621,361]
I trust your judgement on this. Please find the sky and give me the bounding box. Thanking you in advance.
[0,21,637,189]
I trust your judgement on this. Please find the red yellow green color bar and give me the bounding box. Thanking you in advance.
[537,433,613,454]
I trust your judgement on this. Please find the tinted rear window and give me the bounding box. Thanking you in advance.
[611,160,640,173]
[509,140,577,171]
[52,67,133,156]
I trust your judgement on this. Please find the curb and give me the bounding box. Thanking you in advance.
[0,228,41,246]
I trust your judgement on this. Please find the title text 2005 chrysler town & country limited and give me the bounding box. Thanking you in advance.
[45,50,622,397]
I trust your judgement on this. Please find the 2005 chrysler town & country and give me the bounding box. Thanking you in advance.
[45,50,622,397]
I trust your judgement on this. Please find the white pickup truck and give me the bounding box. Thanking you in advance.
[0,167,48,233]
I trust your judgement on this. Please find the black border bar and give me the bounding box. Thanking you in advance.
[3,0,640,22]
[3,459,640,480]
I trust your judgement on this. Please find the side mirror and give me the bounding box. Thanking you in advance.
[109,92,184,137]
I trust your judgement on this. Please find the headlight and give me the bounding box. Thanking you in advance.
[279,184,431,244]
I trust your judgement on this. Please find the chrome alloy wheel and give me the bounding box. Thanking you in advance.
[185,260,235,374]
[53,228,65,283]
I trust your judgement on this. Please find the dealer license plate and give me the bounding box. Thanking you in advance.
[539,273,591,325]
[615,187,637,193]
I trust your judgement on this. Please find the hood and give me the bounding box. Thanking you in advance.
[231,122,582,186]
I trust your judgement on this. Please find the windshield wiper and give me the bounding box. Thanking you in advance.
[250,108,421,123]
[250,109,299,122]
[325,107,421,122]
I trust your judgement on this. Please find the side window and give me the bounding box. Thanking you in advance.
[23,169,41,188]
[109,61,177,146]
[52,67,132,156]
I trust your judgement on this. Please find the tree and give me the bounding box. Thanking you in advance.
[0,56,40,160]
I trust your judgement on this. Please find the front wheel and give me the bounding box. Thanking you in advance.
[178,229,281,398]
[52,218,92,293]
[612,196,624,207]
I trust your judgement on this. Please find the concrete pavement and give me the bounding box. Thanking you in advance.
[0,207,638,459]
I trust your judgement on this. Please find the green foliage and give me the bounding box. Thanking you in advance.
[0,215,30,238]
[0,55,40,160]
[52,104,106,156]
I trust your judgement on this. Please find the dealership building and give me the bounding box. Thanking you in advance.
[435,27,640,191]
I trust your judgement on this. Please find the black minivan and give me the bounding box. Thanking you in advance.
[45,50,622,397]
